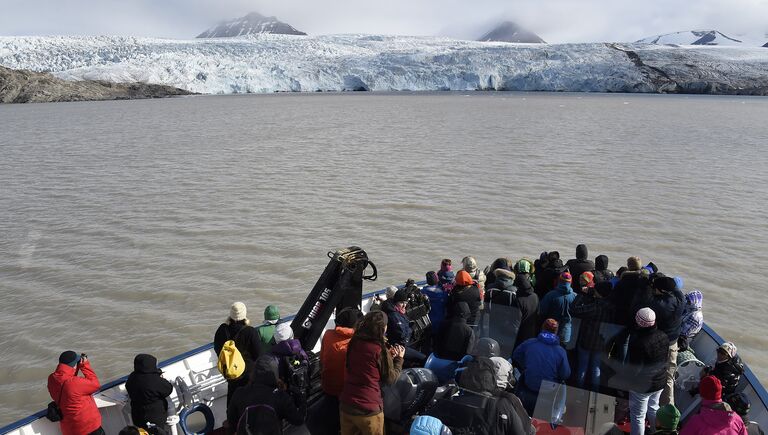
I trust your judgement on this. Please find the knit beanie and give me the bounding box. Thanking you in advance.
[542,318,559,334]
[455,270,473,286]
[393,289,408,303]
[264,305,280,323]
[700,375,722,401]
[274,322,294,343]
[729,392,751,417]
[230,302,247,322]
[386,286,399,299]
[59,350,80,367]
[559,271,572,283]
[627,256,642,271]
[655,404,681,430]
[426,271,439,286]
[580,271,595,289]
[635,307,656,328]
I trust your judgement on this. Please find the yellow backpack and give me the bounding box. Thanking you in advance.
[218,328,246,380]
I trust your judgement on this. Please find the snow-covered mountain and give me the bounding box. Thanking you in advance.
[197,12,306,38]
[636,29,760,46]
[478,21,545,43]
[1,35,767,95]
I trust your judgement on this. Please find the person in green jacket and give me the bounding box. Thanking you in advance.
[256,305,280,355]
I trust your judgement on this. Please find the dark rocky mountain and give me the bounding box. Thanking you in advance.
[0,66,191,104]
[197,12,306,38]
[478,21,545,43]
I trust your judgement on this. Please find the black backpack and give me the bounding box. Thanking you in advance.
[237,404,281,435]
[457,356,497,394]
[280,355,309,398]
[427,393,499,435]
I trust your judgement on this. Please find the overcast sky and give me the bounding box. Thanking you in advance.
[2,0,767,43]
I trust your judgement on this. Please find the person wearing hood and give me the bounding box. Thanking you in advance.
[678,290,704,351]
[626,308,670,435]
[485,268,521,355]
[535,251,567,301]
[214,302,262,405]
[680,375,747,435]
[381,288,426,364]
[449,270,482,326]
[594,255,615,285]
[485,257,512,289]
[125,354,173,430]
[256,305,281,356]
[571,279,615,392]
[649,276,684,406]
[434,301,476,361]
[566,244,596,293]
[655,404,681,435]
[461,256,486,292]
[512,319,571,415]
[422,271,449,334]
[437,259,455,292]
[227,355,306,435]
[340,311,404,435]
[705,342,745,397]
[513,261,540,347]
[47,351,103,435]
[540,271,577,344]
[729,392,764,435]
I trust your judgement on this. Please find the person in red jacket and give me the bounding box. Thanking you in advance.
[340,311,404,435]
[47,350,103,435]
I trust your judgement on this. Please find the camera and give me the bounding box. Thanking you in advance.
[80,353,87,359]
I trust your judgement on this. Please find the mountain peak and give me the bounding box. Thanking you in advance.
[197,12,306,38]
[478,21,545,44]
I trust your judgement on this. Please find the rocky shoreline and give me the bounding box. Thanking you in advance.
[0,66,192,104]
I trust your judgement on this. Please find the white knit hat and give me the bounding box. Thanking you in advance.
[635,307,656,328]
[230,302,247,322]
[274,322,294,343]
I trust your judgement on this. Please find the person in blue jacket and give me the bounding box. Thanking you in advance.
[539,272,577,345]
[512,319,571,414]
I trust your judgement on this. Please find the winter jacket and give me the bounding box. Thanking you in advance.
[255,323,278,356]
[214,322,261,363]
[611,270,652,327]
[434,302,476,361]
[512,332,571,393]
[320,326,354,397]
[746,421,765,435]
[535,258,566,301]
[381,300,413,347]
[463,262,487,292]
[410,415,451,435]
[711,356,745,396]
[540,282,577,344]
[594,255,615,285]
[679,291,704,349]
[566,244,595,293]
[340,337,403,413]
[449,284,482,325]
[514,274,540,346]
[485,258,511,289]
[47,360,101,435]
[227,356,306,435]
[125,354,173,428]
[625,326,670,393]
[422,284,448,334]
[680,400,748,435]
[650,287,685,344]
[571,294,615,352]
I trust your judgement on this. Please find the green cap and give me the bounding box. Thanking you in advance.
[264,305,280,321]
[656,404,680,430]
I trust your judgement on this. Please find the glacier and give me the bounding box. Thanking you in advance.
[1,34,767,95]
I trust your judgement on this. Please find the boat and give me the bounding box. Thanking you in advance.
[2,247,767,435]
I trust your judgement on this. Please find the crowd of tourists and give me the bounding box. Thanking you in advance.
[45,244,762,435]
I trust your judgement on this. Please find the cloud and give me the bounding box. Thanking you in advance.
[1,0,766,43]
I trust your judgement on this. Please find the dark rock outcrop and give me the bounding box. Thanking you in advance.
[478,21,545,43]
[0,66,191,104]
[197,12,306,38]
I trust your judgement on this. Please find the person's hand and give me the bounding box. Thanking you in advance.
[79,354,88,365]
[395,344,405,359]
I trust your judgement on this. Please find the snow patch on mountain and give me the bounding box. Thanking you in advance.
[636,29,766,47]
[197,12,306,38]
[1,34,767,95]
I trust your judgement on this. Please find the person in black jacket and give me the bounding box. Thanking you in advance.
[706,342,745,397]
[626,308,670,435]
[125,354,173,430]
[434,302,476,361]
[565,244,595,293]
[649,275,684,406]
[382,289,426,364]
[214,302,262,405]
[450,270,482,326]
[485,268,521,356]
[514,270,540,348]
[594,255,614,285]
[483,257,511,289]
[227,356,306,435]
[535,251,567,301]
[571,281,615,392]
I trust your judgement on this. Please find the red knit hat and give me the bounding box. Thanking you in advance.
[542,318,559,333]
[560,271,572,283]
[580,271,595,289]
[700,375,722,401]
[455,270,473,286]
